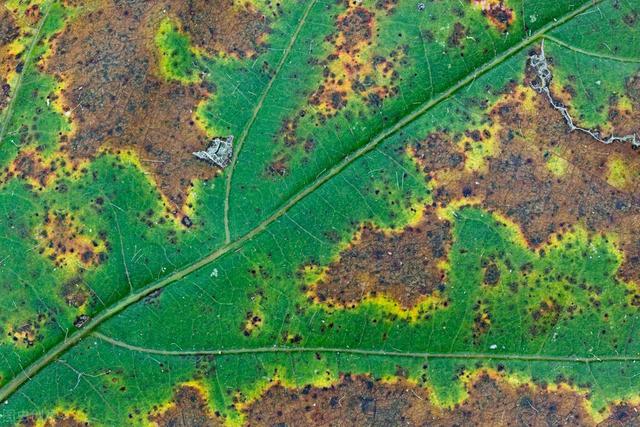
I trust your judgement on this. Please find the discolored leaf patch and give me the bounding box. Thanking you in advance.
[19,412,89,427]
[61,277,90,308]
[423,69,640,281]
[37,210,108,270]
[174,0,269,59]
[309,207,450,309]
[0,8,19,110]
[268,1,405,176]
[243,372,634,426]
[44,0,269,211]
[6,313,50,348]
[0,9,19,47]
[3,1,640,425]
[472,0,515,31]
[307,3,402,119]
[7,149,58,189]
[148,384,222,427]
[45,1,210,211]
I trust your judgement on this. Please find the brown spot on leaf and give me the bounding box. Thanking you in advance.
[309,4,402,119]
[625,72,640,109]
[448,22,467,48]
[24,4,42,25]
[603,403,640,426]
[270,3,404,173]
[483,261,501,285]
[7,313,49,348]
[20,412,89,427]
[242,310,263,336]
[412,132,466,173]
[37,210,108,269]
[0,9,19,47]
[265,156,289,177]
[244,375,425,426]
[61,277,90,308]
[472,0,515,31]
[337,6,374,53]
[8,150,55,188]
[244,373,605,426]
[530,298,561,336]
[423,83,640,282]
[45,2,209,210]
[174,0,269,59]
[149,385,222,427]
[622,11,638,27]
[0,78,10,110]
[44,1,268,210]
[374,0,398,15]
[306,5,384,118]
[0,9,19,110]
[472,301,492,343]
[310,207,451,309]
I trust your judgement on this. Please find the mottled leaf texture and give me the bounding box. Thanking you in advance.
[0,0,639,426]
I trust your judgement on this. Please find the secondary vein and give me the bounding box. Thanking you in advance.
[94,332,638,364]
[223,0,318,243]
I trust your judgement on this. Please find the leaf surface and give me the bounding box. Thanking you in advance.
[1,0,640,425]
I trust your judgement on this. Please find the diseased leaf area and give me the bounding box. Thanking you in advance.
[0,0,639,425]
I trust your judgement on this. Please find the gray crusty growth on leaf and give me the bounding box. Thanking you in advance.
[529,41,639,148]
[193,136,234,168]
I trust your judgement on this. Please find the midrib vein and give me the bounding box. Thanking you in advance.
[0,0,600,403]
[93,332,640,363]
[223,0,318,243]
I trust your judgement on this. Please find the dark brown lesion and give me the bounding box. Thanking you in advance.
[411,132,466,174]
[374,0,398,15]
[0,78,10,110]
[45,1,211,211]
[42,0,269,212]
[0,9,19,111]
[174,0,269,59]
[307,59,640,311]
[306,5,378,119]
[448,22,467,48]
[61,277,91,308]
[242,372,627,426]
[37,210,108,269]
[242,310,263,336]
[529,298,561,336]
[423,73,640,281]
[471,0,515,31]
[472,300,492,343]
[267,2,404,177]
[148,385,222,427]
[19,412,90,427]
[0,9,19,47]
[7,149,55,188]
[482,259,501,285]
[308,207,451,309]
[6,312,49,347]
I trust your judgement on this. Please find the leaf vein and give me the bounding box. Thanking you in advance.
[93,332,639,364]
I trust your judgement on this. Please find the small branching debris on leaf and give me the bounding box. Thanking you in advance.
[529,41,639,147]
[193,136,234,168]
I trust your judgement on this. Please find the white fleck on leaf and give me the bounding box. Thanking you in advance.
[193,136,234,168]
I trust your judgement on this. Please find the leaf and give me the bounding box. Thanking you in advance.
[1,0,639,425]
